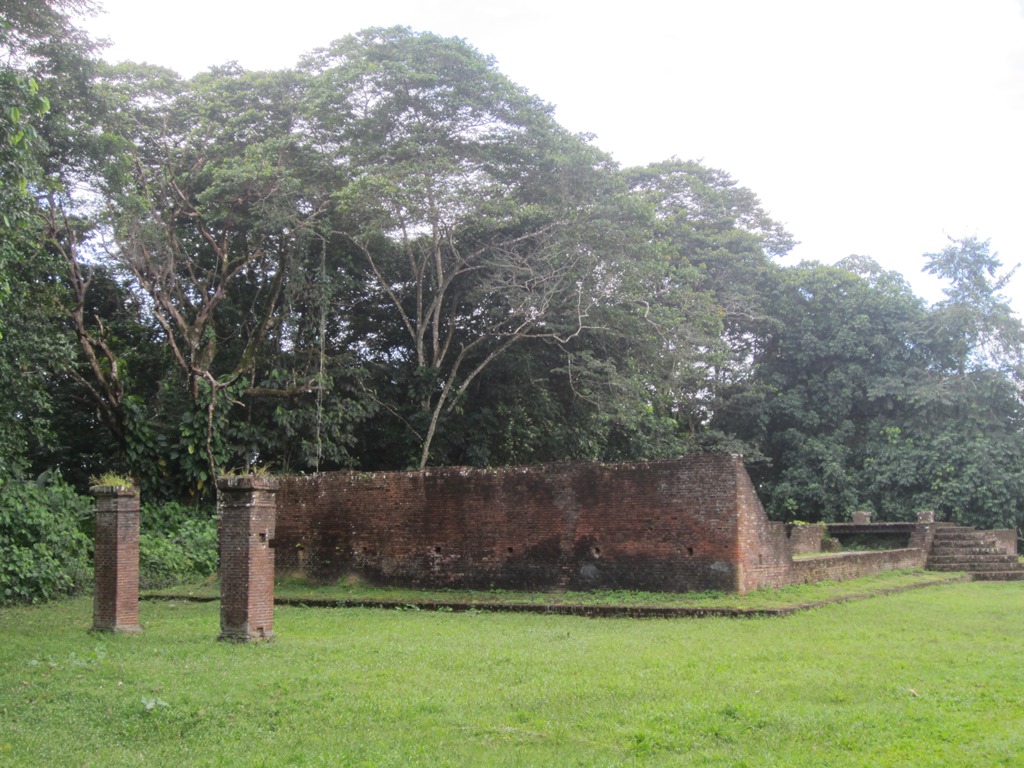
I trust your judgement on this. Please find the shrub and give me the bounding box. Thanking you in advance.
[0,474,92,605]
[139,503,217,589]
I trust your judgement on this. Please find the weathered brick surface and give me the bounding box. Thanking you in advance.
[276,456,788,594]
[273,457,938,594]
[992,529,1018,557]
[789,548,926,584]
[91,486,141,633]
[786,524,827,555]
[218,476,278,642]
[736,468,793,592]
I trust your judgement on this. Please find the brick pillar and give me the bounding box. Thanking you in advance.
[91,485,142,634]
[217,476,278,642]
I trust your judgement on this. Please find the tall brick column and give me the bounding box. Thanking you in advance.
[217,475,278,642]
[91,485,142,634]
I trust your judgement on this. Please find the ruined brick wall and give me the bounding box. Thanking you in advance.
[276,456,771,593]
[736,467,792,592]
[274,458,942,594]
[786,524,826,555]
[788,548,926,585]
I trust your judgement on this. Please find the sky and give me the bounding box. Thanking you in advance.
[80,0,1024,311]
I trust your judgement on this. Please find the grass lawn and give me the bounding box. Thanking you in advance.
[1,580,1022,766]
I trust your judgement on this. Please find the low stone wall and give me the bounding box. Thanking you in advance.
[789,548,927,585]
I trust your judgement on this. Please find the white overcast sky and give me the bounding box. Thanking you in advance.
[81,0,1024,311]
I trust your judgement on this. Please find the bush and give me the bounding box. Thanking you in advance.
[139,503,218,589]
[0,474,92,605]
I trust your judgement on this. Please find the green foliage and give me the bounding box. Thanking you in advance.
[0,473,91,605]
[88,472,133,488]
[711,247,1024,530]
[137,502,217,589]
[715,260,927,521]
[4,13,1021,541]
[924,236,1022,376]
[0,1,116,484]
[0,245,77,477]
[301,27,640,468]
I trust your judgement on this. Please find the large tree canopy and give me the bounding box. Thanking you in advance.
[300,27,645,468]
[4,10,1022,536]
[0,0,103,478]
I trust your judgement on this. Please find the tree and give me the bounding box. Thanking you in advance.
[0,0,104,478]
[623,159,794,445]
[923,236,1022,377]
[0,242,79,478]
[715,258,929,521]
[890,237,1024,528]
[93,62,341,488]
[713,240,1024,531]
[303,28,639,469]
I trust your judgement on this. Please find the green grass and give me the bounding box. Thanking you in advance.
[152,568,961,613]
[2,580,1022,766]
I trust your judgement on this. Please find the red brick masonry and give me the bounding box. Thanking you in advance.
[274,456,920,594]
[91,485,142,633]
[218,476,278,641]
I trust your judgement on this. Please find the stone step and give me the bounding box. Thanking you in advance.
[926,524,1020,579]
[932,540,1002,551]
[971,571,1024,582]
[933,548,1003,561]
[928,552,1021,563]
[929,552,1015,565]
[932,532,997,544]
[929,545,1016,555]
[928,560,1024,572]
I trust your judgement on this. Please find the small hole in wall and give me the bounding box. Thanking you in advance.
[434,546,442,554]
[591,546,601,558]
[687,547,694,557]
[507,547,514,554]
[758,554,763,565]
[361,546,369,554]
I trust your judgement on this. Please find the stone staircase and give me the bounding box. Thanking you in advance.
[927,524,1024,581]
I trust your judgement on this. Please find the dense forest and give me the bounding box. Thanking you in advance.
[3,2,1023,600]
